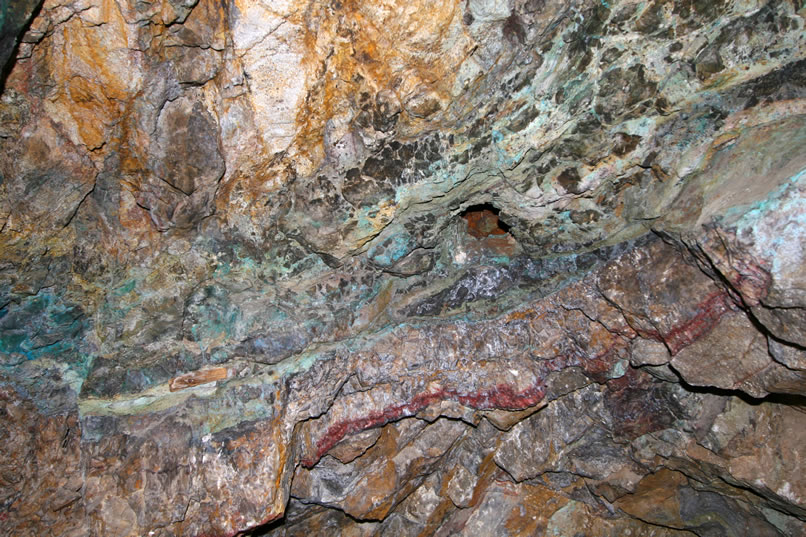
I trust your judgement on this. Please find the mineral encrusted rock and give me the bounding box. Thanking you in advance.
[2,0,806,536]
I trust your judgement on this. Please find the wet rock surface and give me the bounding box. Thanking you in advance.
[2,0,806,536]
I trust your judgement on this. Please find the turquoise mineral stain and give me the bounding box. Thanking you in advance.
[112,279,137,297]
[729,167,806,277]
[0,290,87,362]
[368,232,414,267]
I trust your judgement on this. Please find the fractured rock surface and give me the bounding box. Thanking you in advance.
[2,0,806,536]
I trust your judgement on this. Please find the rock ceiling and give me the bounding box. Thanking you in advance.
[1,0,806,535]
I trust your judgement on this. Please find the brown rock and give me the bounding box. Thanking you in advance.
[169,366,229,391]
[671,312,806,398]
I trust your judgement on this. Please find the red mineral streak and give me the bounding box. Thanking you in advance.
[303,287,741,469]
[632,291,737,355]
[533,337,629,381]
[728,258,771,307]
[579,351,623,382]
[301,339,634,465]
[301,383,547,468]
[697,232,772,307]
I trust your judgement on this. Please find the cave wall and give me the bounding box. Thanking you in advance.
[1,0,806,536]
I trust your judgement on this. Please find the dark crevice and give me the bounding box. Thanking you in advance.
[0,0,45,93]
[241,515,287,536]
[61,184,95,229]
[670,369,806,407]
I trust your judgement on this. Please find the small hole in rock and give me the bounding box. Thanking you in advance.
[460,204,511,239]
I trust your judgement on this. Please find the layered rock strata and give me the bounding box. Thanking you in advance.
[1,0,806,536]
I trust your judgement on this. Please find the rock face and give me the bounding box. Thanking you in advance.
[2,0,806,536]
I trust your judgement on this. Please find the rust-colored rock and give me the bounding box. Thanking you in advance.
[169,367,229,392]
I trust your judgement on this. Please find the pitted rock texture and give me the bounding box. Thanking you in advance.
[2,0,806,536]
